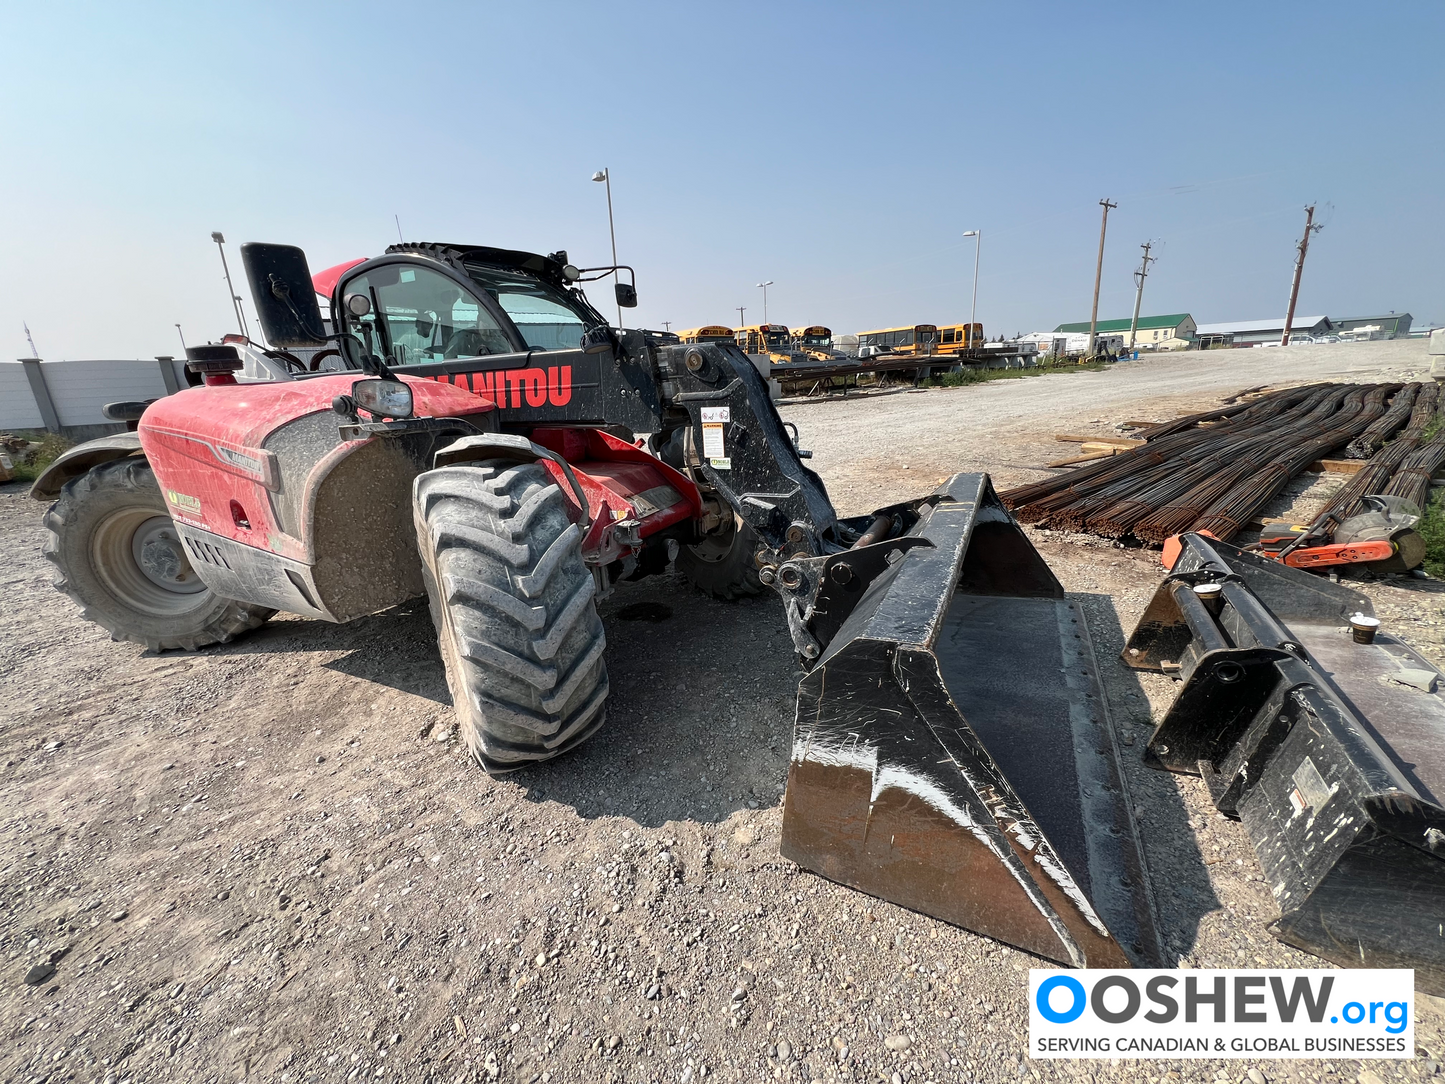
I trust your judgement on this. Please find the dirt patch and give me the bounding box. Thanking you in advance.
[1,338,1441,1083]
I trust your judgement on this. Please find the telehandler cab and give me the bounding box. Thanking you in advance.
[32,240,1158,968]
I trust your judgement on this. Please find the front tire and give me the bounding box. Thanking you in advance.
[676,515,765,600]
[414,461,609,772]
[42,458,274,651]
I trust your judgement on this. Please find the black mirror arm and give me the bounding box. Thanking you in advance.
[575,264,635,287]
[264,276,393,379]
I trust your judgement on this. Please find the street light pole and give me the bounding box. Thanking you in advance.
[962,230,981,348]
[591,169,622,329]
[211,231,250,340]
[756,281,773,324]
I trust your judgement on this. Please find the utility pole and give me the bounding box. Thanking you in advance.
[211,232,250,340]
[1281,204,1322,346]
[1087,199,1117,357]
[737,306,746,328]
[661,321,671,333]
[1127,241,1156,350]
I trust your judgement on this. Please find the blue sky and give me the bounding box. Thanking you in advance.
[2,1,1441,359]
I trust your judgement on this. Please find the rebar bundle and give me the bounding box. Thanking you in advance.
[1315,384,1441,524]
[1346,383,1421,458]
[1003,386,1323,523]
[1382,386,1445,510]
[1001,382,1424,547]
[1190,385,1397,540]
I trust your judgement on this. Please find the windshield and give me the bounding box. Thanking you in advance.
[765,331,789,348]
[463,263,595,351]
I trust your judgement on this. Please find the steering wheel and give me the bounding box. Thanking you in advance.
[441,329,492,359]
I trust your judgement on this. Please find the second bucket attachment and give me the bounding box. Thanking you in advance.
[781,474,1160,969]
[1124,532,1445,994]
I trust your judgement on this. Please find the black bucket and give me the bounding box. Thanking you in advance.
[781,475,1160,968]
[1124,533,1445,993]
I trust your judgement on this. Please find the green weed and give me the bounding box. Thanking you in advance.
[8,432,73,486]
[1419,489,1445,579]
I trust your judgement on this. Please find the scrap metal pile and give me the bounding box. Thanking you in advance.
[1000,382,1444,545]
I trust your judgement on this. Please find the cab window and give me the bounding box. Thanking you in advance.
[343,264,512,364]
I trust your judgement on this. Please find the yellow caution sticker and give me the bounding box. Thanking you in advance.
[166,490,201,515]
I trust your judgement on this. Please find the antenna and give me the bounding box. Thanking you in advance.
[23,322,39,359]
[211,232,251,339]
[395,215,404,243]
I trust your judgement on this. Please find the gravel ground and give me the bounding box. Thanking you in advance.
[1,338,1442,1084]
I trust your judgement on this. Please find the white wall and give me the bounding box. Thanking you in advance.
[0,361,44,429]
[31,360,171,427]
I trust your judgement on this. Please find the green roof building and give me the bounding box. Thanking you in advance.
[1053,313,1196,349]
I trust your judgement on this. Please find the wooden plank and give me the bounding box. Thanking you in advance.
[1053,434,1144,448]
[1307,459,1366,475]
[1047,449,1119,468]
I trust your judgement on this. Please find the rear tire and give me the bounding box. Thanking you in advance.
[676,515,765,600]
[42,458,274,651]
[414,461,609,773]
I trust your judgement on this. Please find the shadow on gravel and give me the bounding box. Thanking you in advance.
[1079,592,1221,964]
[204,570,800,830]
[204,598,454,703]
[513,573,799,828]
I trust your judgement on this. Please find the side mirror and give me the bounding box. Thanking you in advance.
[581,325,615,355]
[241,243,328,347]
[351,378,413,419]
[345,292,372,317]
[614,282,638,308]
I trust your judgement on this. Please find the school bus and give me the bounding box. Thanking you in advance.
[788,325,834,360]
[678,325,736,344]
[856,324,938,356]
[735,324,792,355]
[935,323,984,354]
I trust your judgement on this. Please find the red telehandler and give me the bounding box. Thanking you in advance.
[31,240,1159,969]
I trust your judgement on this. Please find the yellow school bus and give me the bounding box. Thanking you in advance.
[735,324,792,355]
[856,324,938,356]
[935,323,984,354]
[678,325,736,343]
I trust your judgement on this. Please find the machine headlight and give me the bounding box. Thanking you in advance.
[351,378,413,419]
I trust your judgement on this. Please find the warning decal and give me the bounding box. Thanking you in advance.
[701,406,729,461]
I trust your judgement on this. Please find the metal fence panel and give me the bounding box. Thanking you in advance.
[0,362,44,429]
[39,360,171,428]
